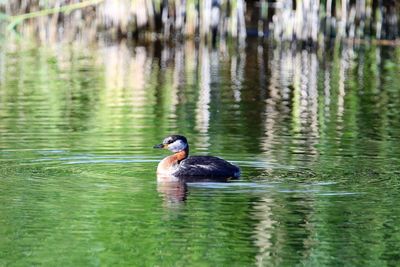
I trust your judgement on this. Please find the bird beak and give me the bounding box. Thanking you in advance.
[153,143,165,149]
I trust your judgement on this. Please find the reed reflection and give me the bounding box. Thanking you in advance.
[2,39,392,161]
[2,39,397,161]
[252,196,275,266]
[260,45,321,164]
[196,44,211,147]
[103,43,153,108]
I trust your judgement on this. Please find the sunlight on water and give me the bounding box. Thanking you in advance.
[0,39,400,266]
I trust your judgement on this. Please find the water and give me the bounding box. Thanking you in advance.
[1,39,400,266]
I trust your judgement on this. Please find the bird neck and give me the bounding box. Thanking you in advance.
[156,147,189,175]
[174,147,189,163]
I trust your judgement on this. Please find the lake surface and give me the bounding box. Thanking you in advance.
[1,39,400,266]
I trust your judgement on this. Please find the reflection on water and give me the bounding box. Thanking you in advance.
[1,39,400,265]
[157,181,188,205]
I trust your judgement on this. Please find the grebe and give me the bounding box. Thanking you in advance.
[153,135,240,180]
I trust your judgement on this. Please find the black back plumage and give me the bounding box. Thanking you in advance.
[173,156,240,179]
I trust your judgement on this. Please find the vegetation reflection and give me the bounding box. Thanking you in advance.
[1,39,400,265]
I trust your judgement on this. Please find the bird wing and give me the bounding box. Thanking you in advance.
[174,156,240,178]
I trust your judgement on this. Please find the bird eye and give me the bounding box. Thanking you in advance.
[165,138,173,144]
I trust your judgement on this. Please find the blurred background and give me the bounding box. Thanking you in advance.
[1,0,399,43]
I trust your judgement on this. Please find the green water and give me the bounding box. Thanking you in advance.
[0,40,400,266]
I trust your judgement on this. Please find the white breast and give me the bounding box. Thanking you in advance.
[157,159,180,182]
[157,157,178,175]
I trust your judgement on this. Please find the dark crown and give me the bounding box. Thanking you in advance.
[163,135,188,145]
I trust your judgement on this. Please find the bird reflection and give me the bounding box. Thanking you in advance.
[157,175,233,205]
[157,179,188,204]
